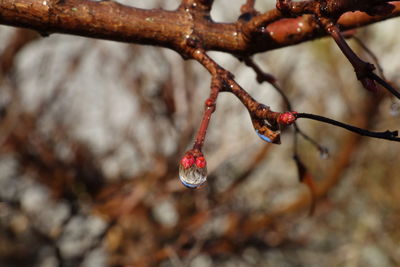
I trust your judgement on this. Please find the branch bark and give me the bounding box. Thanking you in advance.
[0,0,399,55]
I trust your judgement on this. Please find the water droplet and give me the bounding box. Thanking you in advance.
[179,152,207,188]
[390,102,400,116]
[319,147,329,159]
[252,117,281,144]
[179,165,207,188]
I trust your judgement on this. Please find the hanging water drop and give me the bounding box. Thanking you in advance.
[179,152,207,188]
[319,147,329,159]
[256,130,273,143]
[390,102,400,117]
[252,117,281,144]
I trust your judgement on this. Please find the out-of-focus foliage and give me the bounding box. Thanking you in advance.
[0,1,399,266]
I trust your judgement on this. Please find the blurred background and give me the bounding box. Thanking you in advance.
[0,0,400,266]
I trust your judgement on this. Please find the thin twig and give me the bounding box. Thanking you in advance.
[296,112,400,142]
[369,72,400,99]
[322,19,400,98]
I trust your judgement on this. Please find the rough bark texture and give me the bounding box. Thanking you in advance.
[0,0,399,55]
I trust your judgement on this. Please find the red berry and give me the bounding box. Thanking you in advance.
[195,156,206,168]
[180,155,195,169]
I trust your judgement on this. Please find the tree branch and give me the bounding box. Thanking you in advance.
[0,0,399,55]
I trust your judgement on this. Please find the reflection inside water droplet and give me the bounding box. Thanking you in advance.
[179,151,207,188]
[252,116,281,144]
[179,165,207,188]
[256,130,273,143]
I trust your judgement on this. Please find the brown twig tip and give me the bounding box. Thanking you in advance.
[278,111,297,125]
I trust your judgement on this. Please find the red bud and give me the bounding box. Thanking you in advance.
[278,112,297,125]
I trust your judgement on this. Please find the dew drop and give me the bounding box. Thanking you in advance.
[179,165,207,188]
[319,147,329,159]
[390,102,400,117]
[179,153,207,188]
[252,117,281,144]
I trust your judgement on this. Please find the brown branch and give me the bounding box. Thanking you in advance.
[0,0,399,55]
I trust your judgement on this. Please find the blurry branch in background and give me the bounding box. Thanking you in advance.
[0,29,38,76]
